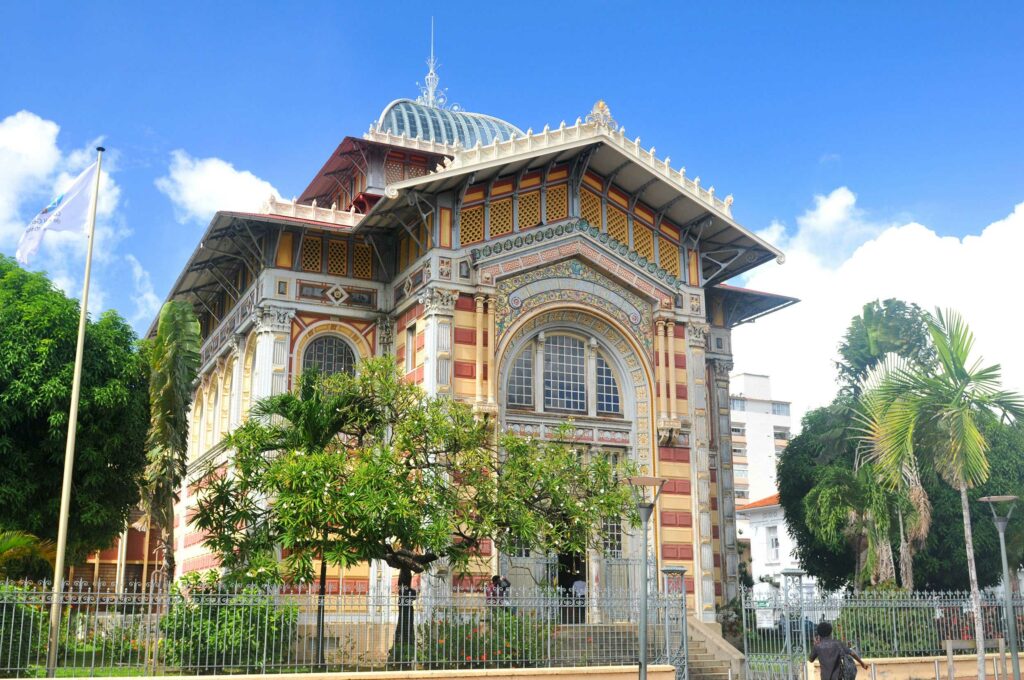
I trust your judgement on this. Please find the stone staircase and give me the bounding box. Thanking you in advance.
[687,616,745,680]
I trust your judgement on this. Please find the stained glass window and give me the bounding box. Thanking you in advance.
[302,335,356,376]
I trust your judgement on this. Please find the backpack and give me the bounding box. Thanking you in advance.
[840,652,858,680]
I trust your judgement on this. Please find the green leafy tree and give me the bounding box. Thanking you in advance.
[192,358,637,662]
[0,530,55,579]
[0,256,149,563]
[836,299,934,396]
[861,309,1024,679]
[139,301,201,580]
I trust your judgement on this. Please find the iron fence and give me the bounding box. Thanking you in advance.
[0,579,686,677]
[741,576,1024,680]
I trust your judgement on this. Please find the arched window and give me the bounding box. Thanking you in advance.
[302,335,356,376]
[505,333,622,417]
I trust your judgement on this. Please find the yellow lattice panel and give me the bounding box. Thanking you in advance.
[546,184,568,223]
[519,191,541,229]
[385,160,404,185]
[581,189,602,228]
[327,240,348,276]
[490,198,513,237]
[633,224,654,261]
[659,238,681,277]
[353,243,373,280]
[460,205,485,245]
[300,236,322,272]
[607,207,628,243]
[398,236,409,271]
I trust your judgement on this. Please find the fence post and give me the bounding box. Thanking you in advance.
[782,569,806,680]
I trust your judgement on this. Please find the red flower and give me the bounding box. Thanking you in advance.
[465,655,472,661]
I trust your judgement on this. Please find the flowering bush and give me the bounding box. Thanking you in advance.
[417,609,550,669]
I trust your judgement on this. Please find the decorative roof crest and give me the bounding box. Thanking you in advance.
[585,100,617,129]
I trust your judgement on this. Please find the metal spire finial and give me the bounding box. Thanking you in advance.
[416,18,458,110]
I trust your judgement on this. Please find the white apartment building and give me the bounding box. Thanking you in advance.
[728,373,791,506]
[729,374,813,593]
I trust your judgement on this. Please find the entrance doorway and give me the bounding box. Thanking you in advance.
[557,552,587,623]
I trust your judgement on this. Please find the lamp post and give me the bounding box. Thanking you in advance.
[980,495,1021,680]
[628,475,667,680]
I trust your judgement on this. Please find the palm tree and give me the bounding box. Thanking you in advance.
[0,529,56,578]
[139,301,200,581]
[861,309,1024,679]
[857,360,932,590]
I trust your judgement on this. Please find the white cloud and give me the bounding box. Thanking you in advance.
[0,111,62,245]
[733,190,1024,430]
[125,254,162,326]
[155,150,280,225]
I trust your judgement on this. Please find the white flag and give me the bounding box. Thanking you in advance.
[16,162,99,266]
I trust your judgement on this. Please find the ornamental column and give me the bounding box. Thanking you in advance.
[486,295,497,405]
[709,356,739,603]
[252,305,294,400]
[418,287,457,396]
[475,294,485,404]
[684,321,716,623]
[656,320,668,419]
[667,321,678,420]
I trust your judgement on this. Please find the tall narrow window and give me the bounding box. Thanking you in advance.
[506,350,534,408]
[302,336,356,376]
[405,326,416,372]
[543,335,586,413]
[595,354,621,415]
[766,525,780,563]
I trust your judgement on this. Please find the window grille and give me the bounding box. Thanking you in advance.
[300,236,322,272]
[506,349,534,408]
[460,205,485,245]
[580,190,602,228]
[303,335,356,376]
[518,190,541,229]
[731,424,746,436]
[659,237,680,277]
[772,402,791,416]
[607,206,628,243]
[327,240,347,276]
[490,198,513,237]
[543,335,586,413]
[352,244,373,279]
[633,224,654,261]
[545,184,568,223]
[595,354,621,415]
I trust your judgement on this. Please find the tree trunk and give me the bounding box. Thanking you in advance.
[317,541,328,670]
[161,498,175,581]
[875,534,897,585]
[390,567,416,665]
[960,483,986,680]
[898,507,914,591]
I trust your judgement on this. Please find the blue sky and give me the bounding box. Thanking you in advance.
[2,2,1023,419]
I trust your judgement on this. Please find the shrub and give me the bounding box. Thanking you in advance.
[832,589,941,657]
[417,608,549,669]
[0,585,46,677]
[159,583,297,674]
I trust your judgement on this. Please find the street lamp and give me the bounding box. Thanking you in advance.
[980,495,1021,680]
[627,475,667,680]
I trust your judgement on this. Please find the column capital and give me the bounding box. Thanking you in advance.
[686,322,710,349]
[254,305,295,334]
[418,286,458,316]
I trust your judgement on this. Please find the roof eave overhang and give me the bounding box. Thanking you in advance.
[355,123,785,283]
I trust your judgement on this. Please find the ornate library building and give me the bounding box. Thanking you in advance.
[156,67,794,622]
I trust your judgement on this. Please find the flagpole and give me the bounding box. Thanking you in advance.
[46,146,104,679]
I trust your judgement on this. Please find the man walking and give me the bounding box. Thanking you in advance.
[809,622,868,679]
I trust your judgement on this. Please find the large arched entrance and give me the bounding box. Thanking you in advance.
[496,304,657,603]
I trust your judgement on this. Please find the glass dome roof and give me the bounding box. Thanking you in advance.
[375,99,523,148]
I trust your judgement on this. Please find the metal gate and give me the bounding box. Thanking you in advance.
[741,570,810,680]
